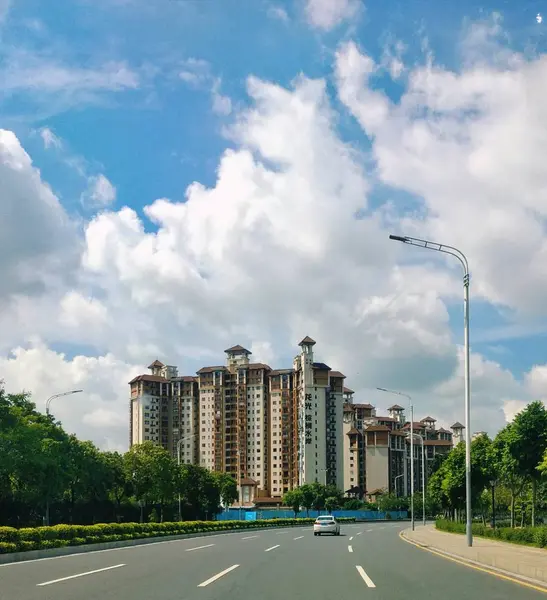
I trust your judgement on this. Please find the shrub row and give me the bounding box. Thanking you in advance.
[436,519,547,548]
[0,517,356,554]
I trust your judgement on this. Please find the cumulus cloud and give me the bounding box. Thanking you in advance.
[304,0,361,31]
[2,16,547,449]
[0,343,140,450]
[82,173,117,207]
[0,129,80,302]
[335,25,547,315]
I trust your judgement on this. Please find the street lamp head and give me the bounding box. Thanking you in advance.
[389,234,408,243]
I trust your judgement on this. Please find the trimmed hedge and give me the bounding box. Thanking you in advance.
[0,517,356,554]
[436,519,547,548]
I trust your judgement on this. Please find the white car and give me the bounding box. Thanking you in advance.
[313,515,340,536]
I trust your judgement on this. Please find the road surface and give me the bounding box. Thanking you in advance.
[1,522,544,600]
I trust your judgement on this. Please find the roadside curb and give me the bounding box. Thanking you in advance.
[0,524,301,566]
[399,530,547,594]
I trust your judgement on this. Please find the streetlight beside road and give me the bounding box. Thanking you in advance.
[177,434,197,522]
[376,387,414,531]
[45,389,83,417]
[389,233,472,547]
[407,432,426,527]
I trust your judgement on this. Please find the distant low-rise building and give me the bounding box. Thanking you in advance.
[342,401,458,501]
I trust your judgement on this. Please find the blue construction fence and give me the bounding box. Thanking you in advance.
[217,509,408,521]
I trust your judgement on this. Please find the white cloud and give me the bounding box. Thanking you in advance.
[335,21,547,316]
[211,78,232,115]
[82,173,117,207]
[0,129,80,302]
[39,127,62,150]
[2,16,547,450]
[0,343,139,450]
[179,58,232,116]
[304,0,361,31]
[0,48,140,119]
[2,53,139,94]
[267,5,289,22]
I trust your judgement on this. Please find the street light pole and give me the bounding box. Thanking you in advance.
[408,433,426,526]
[45,390,83,417]
[389,234,472,546]
[177,434,196,522]
[377,387,414,531]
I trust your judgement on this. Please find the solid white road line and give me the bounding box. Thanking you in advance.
[186,544,215,552]
[197,565,240,587]
[265,545,280,552]
[276,531,288,535]
[349,536,354,541]
[294,536,304,540]
[37,564,125,587]
[356,566,376,588]
[241,535,259,540]
[348,546,353,553]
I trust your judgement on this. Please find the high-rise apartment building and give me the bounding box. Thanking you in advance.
[342,398,457,500]
[129,337,347,502]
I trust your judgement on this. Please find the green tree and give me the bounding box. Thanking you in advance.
[213,472,238,509]
[324,496,340,513]
[298,484,315,516]
[510,401,547,526]
[283,489,303,517]
[343,498,364,510]
[494,424,528,527]
[539,448,547,477]
[102,451,130,521]
[124,441,177,522]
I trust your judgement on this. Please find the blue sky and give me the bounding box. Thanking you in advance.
[1,0,547,447]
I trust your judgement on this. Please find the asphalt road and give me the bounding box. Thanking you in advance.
[1,522,544,600]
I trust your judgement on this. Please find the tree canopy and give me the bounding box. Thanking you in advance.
[0,384,237,527]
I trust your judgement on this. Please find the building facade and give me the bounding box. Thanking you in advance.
[342,400,459,501]
[129,337,347,502]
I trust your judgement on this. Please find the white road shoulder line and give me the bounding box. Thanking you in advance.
[348,545,353,553]
[186,544,215,552]
[198,564,239,587]
[241,535,259,540]
[294,536,304,540]
[265,544,280,552]
[276,531,288,535]
[37,564,125,587]
[356,566,376,588]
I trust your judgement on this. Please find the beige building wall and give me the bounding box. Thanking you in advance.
[365,445,390,493]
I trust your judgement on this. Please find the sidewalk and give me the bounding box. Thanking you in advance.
[401,524,547,589]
